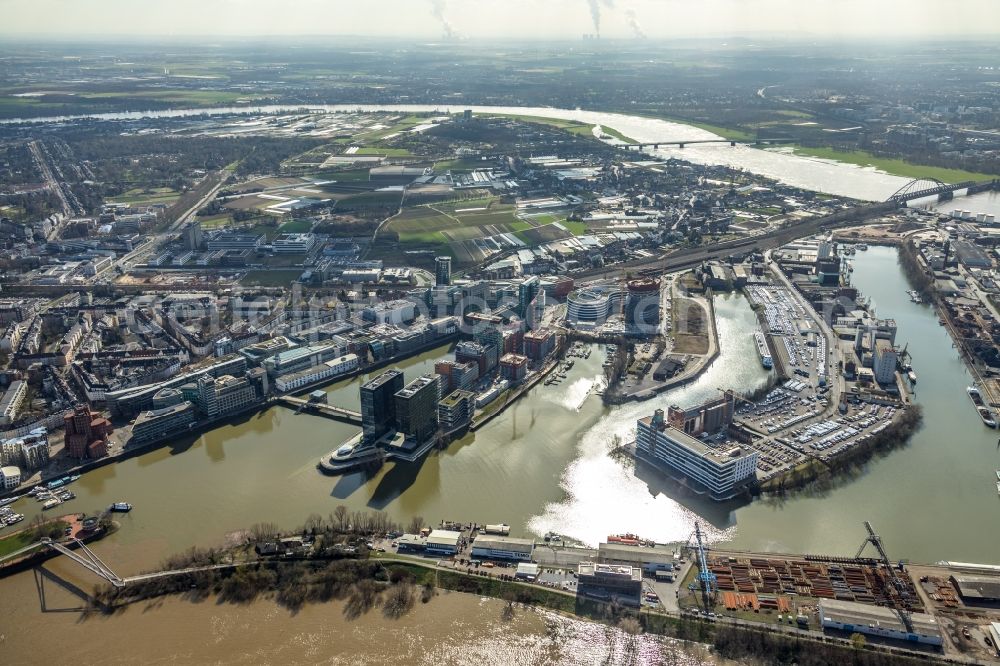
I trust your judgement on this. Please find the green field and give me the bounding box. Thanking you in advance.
[114,187,180,206]
[354,146,413,157]
[278,218,313,233]
[789,146,998,182]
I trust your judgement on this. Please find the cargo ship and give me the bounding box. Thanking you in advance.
[970,387,998,428]
[753,331,773,369]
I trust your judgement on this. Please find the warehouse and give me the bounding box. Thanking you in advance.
[950,575,1000,604]
[818,599,942,647]
[425,529,462,556]
[471,535,534,562]
[597,542,677,575]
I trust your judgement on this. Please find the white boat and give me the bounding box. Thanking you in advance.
[995,470,1000,481]
[753,331,773,369]
[996,481,1000,496]
[42,498,60,510]
[110,502,132,512]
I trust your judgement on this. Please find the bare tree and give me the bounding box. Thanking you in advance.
[332,505,349,532]
[407,516,425,535]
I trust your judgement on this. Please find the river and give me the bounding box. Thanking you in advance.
[2,104,996,659]
[1,103,913,201]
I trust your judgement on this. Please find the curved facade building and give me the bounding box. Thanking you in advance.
[567,287,624,328]
[625,278,661,337]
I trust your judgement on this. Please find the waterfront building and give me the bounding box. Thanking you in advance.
[635,406,757,500]
[0,381,27,426]
[523,328,555,360]
[470,535,534,562]
[20,437,50,470]
[63,404,113,459]
[625,278,661,337]
[818,599,942,647]
[566,286,623,329]
[425,529,461,556]
[394,374,441,443]
[434,360,479,393]
[576,562,642,606]
[456,341,492,376]
[499,353,529,382]
[360,369,404,443]
[438,389,475,431]
[873,338,898,384]
[195,373,257,418]
[152,387,184,409]
[598,542,677,575]
[262,343,343,377]
[435,256,452,287]
[130,401,197,445]
[0,465,21,490]
[274,354,359,392]
[667,391,735,436]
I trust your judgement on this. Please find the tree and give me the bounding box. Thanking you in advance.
[407,516,425,535]
[304,513,323,535]
[332,505,349,532]
[849,632,866,651]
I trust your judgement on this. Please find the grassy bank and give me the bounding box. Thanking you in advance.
[790,146,997,183]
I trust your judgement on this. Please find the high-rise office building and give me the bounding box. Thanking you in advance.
[435,256,452,287]
[394,374,441,443]
[360,369,405,443]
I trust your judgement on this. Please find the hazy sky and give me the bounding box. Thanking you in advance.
[1,0,998,39]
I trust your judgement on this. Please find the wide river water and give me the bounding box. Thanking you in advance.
[2,105,997,661]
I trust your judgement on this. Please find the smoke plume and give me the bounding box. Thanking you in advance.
[430,0,456,39]
[625,8,646,38]
[587,0,616,36]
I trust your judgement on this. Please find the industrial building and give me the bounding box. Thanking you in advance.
[576,562,643,606]
[950,575,1000,603]
[425,529,462,556]
[597,542,677,574]
[470,535,535,562]
[817,598,943,647]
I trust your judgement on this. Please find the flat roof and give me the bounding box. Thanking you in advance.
[427,529,462,546]
[819,599,940,638]
[472,536,535,551]
[638,416,751,464]
[578,561,642,581]
[951,575,1000,600]
[361,368,403,391]
[598,542,676,564]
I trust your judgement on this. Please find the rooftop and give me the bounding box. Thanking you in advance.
[819,598,941,638]
[638,416,750,464]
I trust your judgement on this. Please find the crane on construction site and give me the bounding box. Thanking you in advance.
[856,520,914,633]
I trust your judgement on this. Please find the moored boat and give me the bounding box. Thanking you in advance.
[979,407,997,428]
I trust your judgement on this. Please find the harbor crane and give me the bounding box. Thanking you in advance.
[690,522,716,611]
[856,520,914,633]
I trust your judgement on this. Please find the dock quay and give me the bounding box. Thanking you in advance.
[276,396,363,425]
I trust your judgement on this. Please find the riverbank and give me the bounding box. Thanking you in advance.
[758,405,924,495]
[86,529,955,666]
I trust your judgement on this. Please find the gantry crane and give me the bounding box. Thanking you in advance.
[856,520,913,633]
